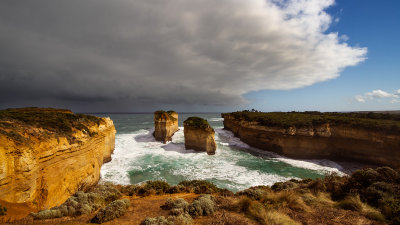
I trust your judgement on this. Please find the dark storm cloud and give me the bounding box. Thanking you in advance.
[0,0,366,111]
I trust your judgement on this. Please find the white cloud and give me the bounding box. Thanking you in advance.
[355,89,400,103]
[0,0,367,109]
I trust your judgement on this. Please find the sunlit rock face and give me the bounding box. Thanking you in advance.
[183,117,216,155]
[222,113,400,168]
[0,108,116,210]
[153,111,179,144]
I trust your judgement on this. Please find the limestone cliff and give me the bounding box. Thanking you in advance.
[0,108,116,211]
[184,117,216,155]
[222,112,400,167]
[153,111,179,143]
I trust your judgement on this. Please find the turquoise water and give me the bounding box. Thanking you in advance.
[96,113,344,192]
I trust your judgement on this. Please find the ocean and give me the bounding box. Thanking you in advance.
[94,113,345,192]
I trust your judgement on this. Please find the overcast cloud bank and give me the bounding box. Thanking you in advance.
[0,0,367,111]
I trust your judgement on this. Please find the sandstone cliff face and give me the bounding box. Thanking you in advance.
[222,114,400,168]
[0,109,116,211]
[153,111,179,143]
[184,117,216,155]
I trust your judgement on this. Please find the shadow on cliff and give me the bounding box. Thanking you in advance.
[216,128,365,175]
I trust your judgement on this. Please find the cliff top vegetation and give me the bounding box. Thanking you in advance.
[183,117,212,130]
[12,166,400,224]
[0,107,104,143]
[222,111,400,133]
[154,110,177,121]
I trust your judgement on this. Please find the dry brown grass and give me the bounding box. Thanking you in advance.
[261,191,310,212]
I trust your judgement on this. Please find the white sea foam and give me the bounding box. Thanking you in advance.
[101,127,345,191]
[209,118,224,122]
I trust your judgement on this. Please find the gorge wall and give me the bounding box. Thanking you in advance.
[153,111,179,143]
[0,108,116,211]
[222,113,400,168]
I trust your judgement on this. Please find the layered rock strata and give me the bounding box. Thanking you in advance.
[153,111,179,143]
[222,113,400,167]
[184,117,216,155]
[0,108,116,210]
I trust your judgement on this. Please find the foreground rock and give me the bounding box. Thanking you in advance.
[0,107,116,211]
[222,111,400,167]
[153,110,179,143]
[184,117,216,155]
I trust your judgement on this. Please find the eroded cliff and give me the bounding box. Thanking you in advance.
[184,117,216,155]
[222,112,400,167]
[153,110,178,143]
[0,108,116,211]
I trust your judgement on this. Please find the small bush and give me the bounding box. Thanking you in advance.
[31,209,62,220]
[376,167,400,183]
[161,198,189,216]
[120,184,139,196]
[188,195,216,218]
[32,183,122,219]
[91,199,130,224]
[138,181,171,196]
[379,197,400,224]
[237,187,269,200]
[178,180,220,194]
[271,181,298,191]
[0,204,7,216]
[168,185,187,194]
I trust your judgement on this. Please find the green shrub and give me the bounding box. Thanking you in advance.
[271,181,298,191]
[31,209,62,220]
[161,198,189,216]
[138,181,171,196]
[379,197,400,224]
[237,187,269,200]
[0,107,104,143]
[0,204,6,216]
[120,184,139,196]
[188,195,216,218]
[183,117,212,129]
[32,183,122,219]
[222,111,400,133]
[178,180,220,194]
[91,199,130,224]
[168,185,187,194]
[376,167,400,183]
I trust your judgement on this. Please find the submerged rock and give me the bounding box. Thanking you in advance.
[153,110,179,144]
[183,117,216,155]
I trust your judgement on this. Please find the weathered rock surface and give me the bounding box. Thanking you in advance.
[0,108,116,211]
[153,111,179,143]
[184,117,216,155]
[222,113,400,167]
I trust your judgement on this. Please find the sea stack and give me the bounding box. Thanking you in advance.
[153,110,179,143]
[183,117,216,155]
[0,108,116,210]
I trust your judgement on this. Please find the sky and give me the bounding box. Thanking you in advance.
[0,0,398,112]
